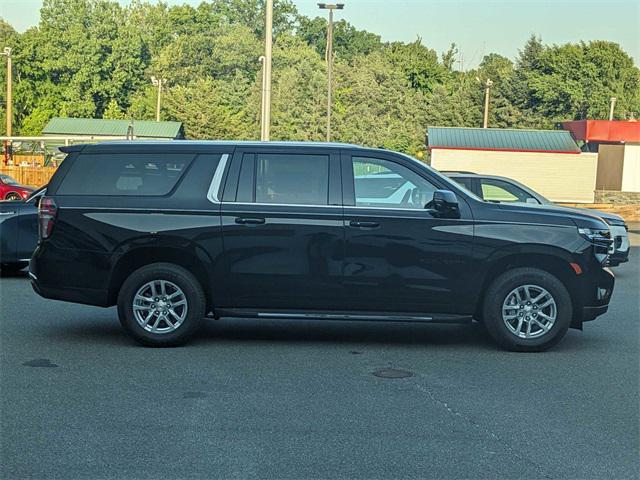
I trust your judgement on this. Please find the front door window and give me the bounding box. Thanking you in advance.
[352,157,437,209]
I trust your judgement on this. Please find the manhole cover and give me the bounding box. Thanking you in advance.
[22,358,58,368]
[183,391,207,399]
[372,368,413,379]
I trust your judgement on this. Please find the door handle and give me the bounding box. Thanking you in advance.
[235,217,265,225]
[0,211,16,216]
[349,220,380,228]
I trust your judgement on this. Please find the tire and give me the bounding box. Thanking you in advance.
[117,263,206,347]
[482,268,572,352]
[0,261,29,275]
[5,192,21,201]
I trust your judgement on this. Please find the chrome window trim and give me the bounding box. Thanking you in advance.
[206,153,230,204]
[221,201,341,209]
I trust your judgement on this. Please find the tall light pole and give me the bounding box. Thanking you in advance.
[1,47,12,136]
[477,77,493,129]
[260,0,273,141]
[318,3,344,142]
[151,76,166,122]
[609,97,617,121]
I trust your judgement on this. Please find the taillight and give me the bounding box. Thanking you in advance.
[38,196,58,240]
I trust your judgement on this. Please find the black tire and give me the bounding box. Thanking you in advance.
[482,268,572,352]
[5,192,21,201]
[117,263,205,347]
[0,261,29,275]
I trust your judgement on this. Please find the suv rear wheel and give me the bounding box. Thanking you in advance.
[483,268,572,352]
[117,263,205,346]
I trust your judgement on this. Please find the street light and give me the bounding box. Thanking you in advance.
[1,47,12,137]
[318,3,344,142]
[476,77,493,129]
[151,76,166,122]
[609,97,617,121]
[260,0,273,141]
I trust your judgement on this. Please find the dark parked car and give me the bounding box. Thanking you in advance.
[30,142,614,351]
[444,172,630,266]
[0,174,34,201]
[0,187,44,273]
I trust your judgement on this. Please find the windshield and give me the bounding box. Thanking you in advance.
[0,174,19,186]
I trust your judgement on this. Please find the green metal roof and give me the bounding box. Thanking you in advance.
[42,117,184,139]
[427,126,580,153]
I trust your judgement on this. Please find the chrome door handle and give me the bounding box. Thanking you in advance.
[349,220,380,228]
[0,211,16,216]
[235,217,265,225]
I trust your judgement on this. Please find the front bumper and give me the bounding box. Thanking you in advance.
[608,249,630,266]
[580,266,615,322]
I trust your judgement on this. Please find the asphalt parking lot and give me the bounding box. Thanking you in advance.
[1,248,639,478]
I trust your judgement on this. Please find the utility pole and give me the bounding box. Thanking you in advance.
[318,3,344,142]
[2,47,12,136]
[151,76,166,122]
[482,78,493,129]
[1,47,12,166]
[609,97,617,121]
[260,0,273,141]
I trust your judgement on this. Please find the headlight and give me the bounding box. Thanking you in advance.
[578,227,611,241]
[578,227,612,262]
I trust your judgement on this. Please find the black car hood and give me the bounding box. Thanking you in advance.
[489,202,609,229]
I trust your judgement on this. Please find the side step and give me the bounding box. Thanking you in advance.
[213,309,473,324]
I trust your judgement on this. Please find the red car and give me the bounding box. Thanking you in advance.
[0,174,34,201]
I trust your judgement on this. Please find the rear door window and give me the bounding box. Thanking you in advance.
[451,177,475,194]
[249,153,330,205]
[57,153,195,196]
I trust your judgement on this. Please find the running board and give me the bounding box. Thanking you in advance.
[213,309,472,324]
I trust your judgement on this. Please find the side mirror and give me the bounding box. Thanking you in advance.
[525,198,538,205]
[429,190,460,219]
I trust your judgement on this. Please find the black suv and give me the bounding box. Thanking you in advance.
[30,141,615,351]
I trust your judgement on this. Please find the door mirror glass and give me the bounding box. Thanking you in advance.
[429,190,460,218]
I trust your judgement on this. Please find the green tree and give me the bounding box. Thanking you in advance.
[163,76,256,140]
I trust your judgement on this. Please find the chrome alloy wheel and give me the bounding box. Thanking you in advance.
[132,280,188,334]
[501,284,557,339]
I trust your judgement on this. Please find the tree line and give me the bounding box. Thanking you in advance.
[1,0,639,155]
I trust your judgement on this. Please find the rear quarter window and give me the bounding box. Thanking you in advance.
[56,153,195,196]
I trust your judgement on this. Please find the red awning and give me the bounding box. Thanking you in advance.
[562,120,640,143]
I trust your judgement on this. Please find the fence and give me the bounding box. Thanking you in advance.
[0,166,57,187]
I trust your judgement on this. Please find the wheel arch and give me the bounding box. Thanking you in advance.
[107,244,214,311]
[476,252,583,328]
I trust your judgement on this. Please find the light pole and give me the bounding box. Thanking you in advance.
[151,76,166,122]
[609,97,617,121]
[1,47,12,136]
[318,3,344,142]
[260,0,273,141]
[477,77,493,129]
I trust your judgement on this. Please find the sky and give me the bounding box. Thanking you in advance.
[1,0,639,69]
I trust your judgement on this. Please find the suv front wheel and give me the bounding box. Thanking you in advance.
[483,268,572,352]
[117,263,205,346]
